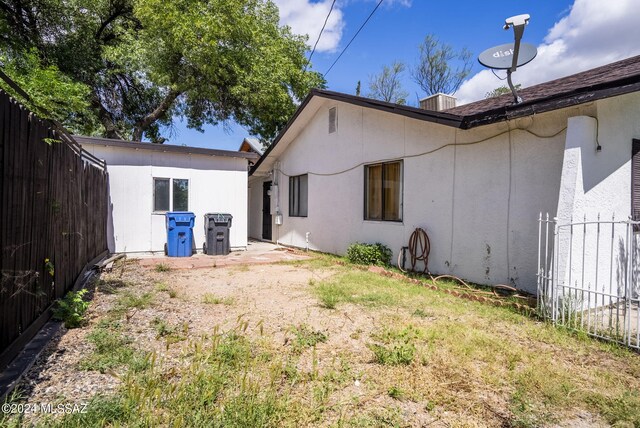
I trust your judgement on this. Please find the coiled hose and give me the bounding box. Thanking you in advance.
[397,228,430,273]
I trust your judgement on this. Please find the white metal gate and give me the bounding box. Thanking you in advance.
[537,213,640,350]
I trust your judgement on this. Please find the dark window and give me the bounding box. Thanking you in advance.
[632,139,640,231]
[365,161,402,221]
[153,178,170,212]
[289,174,308,217]
[173,179,189,211]
[154,178,188,212]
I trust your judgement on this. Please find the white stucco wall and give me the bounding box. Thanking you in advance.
[249,93,640,293]
[553,92,640,302]
[81,143,249,254]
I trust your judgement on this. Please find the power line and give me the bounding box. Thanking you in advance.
[324,0,384,77]
[305,0,337,72]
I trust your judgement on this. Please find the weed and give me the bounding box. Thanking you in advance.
[168,288,178,298]
[150,317,186,344]
[116,291,153,312]
[388,386,405,400]
[52,289,90,328]
[154,263,171,272]
[154,282,169,292]
[412,308,430,318]
[79,326,149,373]
[368,342,416,366]
[202,293,233,305]
[290,324,327,353]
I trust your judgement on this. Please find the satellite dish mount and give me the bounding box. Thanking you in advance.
[478,14,536,105]
[503,14,530,104]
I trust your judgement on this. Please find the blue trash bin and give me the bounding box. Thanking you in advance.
[165,212,195,257]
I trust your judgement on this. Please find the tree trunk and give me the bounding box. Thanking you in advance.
[132,89,181,142]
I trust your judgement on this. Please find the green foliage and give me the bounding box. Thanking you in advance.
[346,242,392,266]
[368,325,423,366]
[79,325,149,373]
[1,0,325,142]
[0,50,97,134]
[485,84,522,99]
[52,289,90,328]
[290,324,327,353]
[367,61,408,104]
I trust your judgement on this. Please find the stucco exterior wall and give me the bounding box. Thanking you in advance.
[82,144,249,254]
[249,94,640,293]
[553,92,640,301]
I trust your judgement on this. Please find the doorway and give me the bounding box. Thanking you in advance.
[262,181,272,240]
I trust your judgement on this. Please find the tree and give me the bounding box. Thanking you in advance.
[367,61,408,105]
[412,34,473,96]
[355,80,361,97]
[485,84,522,99]
[0,0,324,143]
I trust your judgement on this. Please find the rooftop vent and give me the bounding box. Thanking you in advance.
[419,93,457,112]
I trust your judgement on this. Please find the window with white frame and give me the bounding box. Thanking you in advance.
[153,178,189,212]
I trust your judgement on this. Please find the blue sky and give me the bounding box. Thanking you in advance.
[162,0,640,151]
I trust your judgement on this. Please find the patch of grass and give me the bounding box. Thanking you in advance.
[202,293,234,305]
[79,326,149,373]
[154,281,169,292]
[290,324,327,353]
[588,390,640,427]
[150,317,187,345]
[412,308,431,318]
[168,288,178,298]
[368,325,423,366]
[115,291,154,312]
[154,263,171,272]
[314,272,401,309]
[368,342,416,366]
[388,386,406,401]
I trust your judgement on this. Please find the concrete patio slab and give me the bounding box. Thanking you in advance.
[136,240,310,269]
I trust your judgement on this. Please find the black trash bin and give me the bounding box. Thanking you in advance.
[203,213,233,255]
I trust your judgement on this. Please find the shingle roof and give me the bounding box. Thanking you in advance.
[448,54,640,118]
[249,55,640,176]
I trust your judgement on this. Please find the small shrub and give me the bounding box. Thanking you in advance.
[368,342,416,366]
[52,289,90,328]
[154,263,171,272]
[346,242,392,266]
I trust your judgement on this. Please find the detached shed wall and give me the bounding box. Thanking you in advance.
[82,143,249,254]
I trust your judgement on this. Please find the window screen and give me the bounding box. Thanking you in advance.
[153,178,170,212]
[173,179,189,211]
[289,174,308,217]
[365,161,402,221]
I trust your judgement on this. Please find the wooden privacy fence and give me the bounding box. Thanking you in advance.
[0,89,108,370]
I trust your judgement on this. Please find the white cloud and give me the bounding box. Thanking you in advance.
[273,0,345,53]
[456,0,640,104]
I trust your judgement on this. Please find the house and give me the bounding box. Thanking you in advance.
[77,136,258,254]
[248,55,640,293]
[239,137,265,156]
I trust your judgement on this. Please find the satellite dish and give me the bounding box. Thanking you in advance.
[478,43,537,70]
[478,14,535,104]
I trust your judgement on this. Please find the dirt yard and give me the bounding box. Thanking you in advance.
[3,256,640,427]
